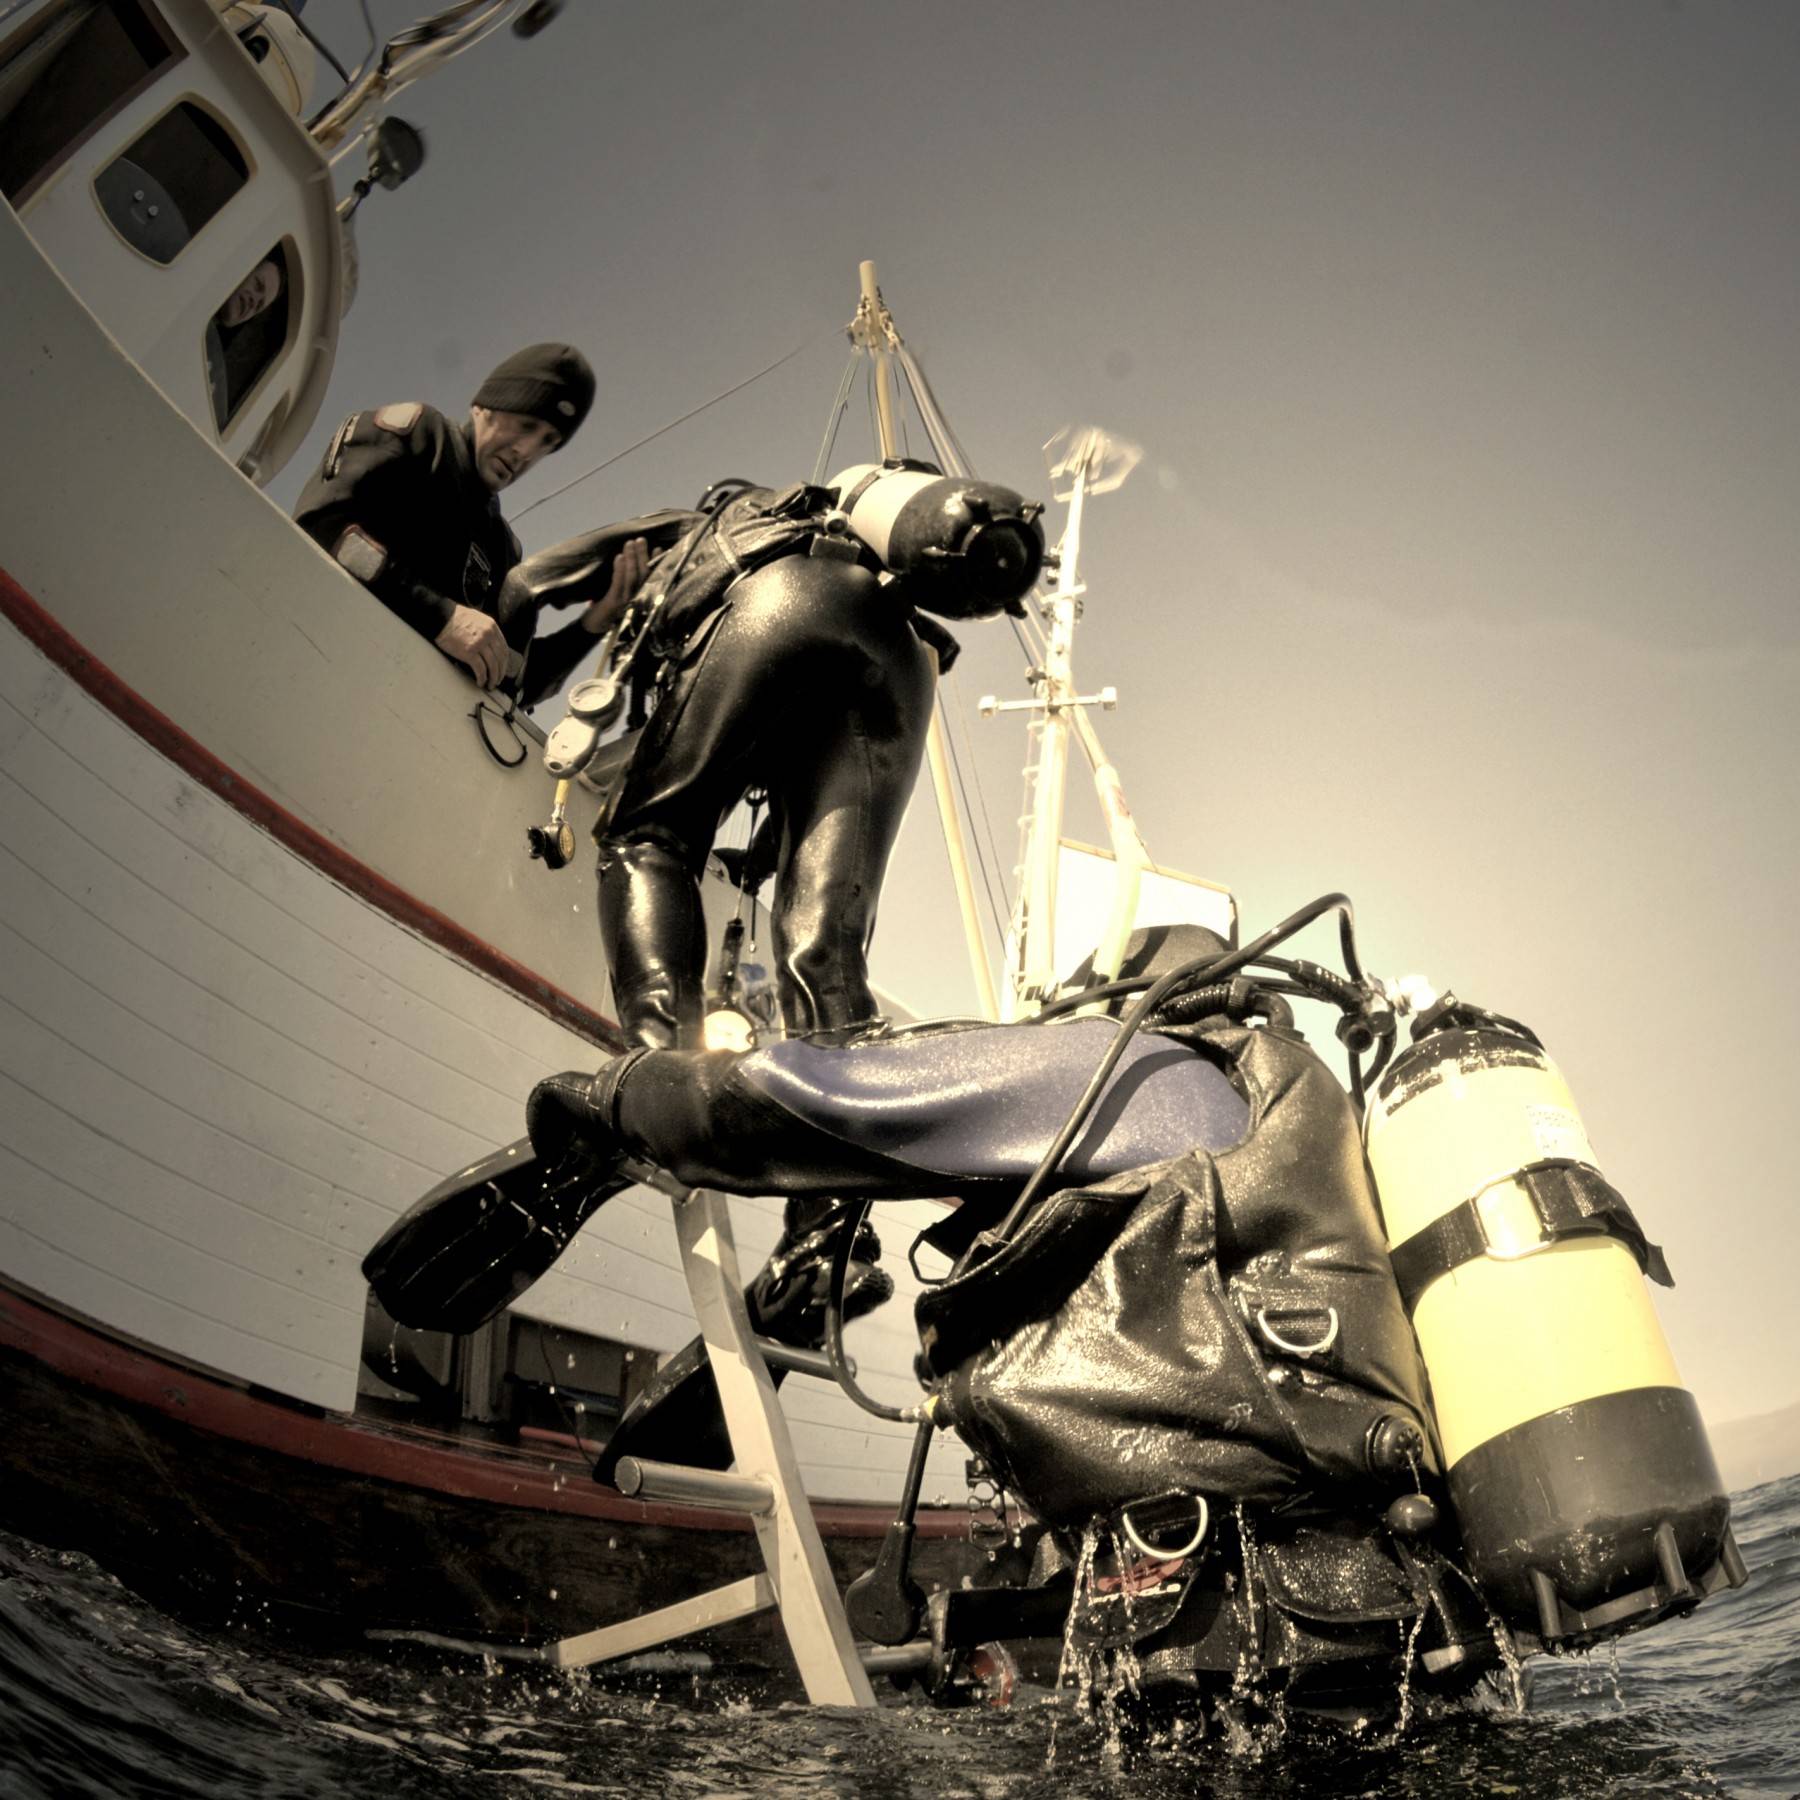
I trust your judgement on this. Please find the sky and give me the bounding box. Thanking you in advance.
[275,0,1800,1431]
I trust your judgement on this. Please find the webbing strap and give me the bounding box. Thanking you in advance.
[840,466,887,511]
[1388,1159,1672,1314]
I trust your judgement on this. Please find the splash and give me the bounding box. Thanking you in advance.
[1378,1606,1428,1743]
[1487,1610,1528,1713]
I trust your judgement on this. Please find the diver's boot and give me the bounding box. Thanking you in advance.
[746,1196,894,1350]
[525,1066,632,1170]
[596,838,708,1049]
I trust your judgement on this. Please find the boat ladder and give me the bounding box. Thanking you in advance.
[378,1177,881,1706]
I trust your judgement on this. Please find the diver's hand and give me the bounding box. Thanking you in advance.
[435,604,509,688]
[581,536,650,634]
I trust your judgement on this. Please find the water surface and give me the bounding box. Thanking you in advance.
[2,1474,1795,1797]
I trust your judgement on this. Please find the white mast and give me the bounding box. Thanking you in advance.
[984,427,1147,1017]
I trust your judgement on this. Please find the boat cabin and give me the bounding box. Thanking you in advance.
[1,0,341,484]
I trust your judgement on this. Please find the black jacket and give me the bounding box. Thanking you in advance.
[293,403,521,647]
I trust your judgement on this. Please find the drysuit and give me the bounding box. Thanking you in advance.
[595,548,939,1049]
[295,404,520,643]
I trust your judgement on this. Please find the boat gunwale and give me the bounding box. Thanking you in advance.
[0,563,621,1052]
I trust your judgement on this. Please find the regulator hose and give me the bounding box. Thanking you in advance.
[824,1198,924,1423]
[972,893,1366,1262]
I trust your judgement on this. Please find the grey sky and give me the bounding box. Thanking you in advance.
[279,0,1800,1428]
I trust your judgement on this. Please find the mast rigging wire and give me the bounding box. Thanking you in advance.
[878,340,1021,954]
[811,353,862,486]
[895,343,976,480]
[512,331,832,525]
[828,319,1038,986]
[344,0,381,84]
[938,678,1011,946]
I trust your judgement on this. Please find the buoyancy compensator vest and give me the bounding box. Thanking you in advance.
[1363,998,1746,1648]
[643,463,1046,659]
[641,483,829,661]
[916,1023,1439,1529]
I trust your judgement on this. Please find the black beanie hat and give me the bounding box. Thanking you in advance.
[471,342,595,445]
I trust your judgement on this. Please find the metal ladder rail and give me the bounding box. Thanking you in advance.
[379,1183,878,1707]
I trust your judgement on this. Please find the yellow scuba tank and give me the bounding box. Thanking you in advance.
[1363,998,1746,1649]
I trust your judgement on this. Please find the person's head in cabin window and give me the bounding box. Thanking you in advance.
[217,258,283,330]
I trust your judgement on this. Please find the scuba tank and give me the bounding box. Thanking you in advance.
[828,461,1044,618]
[1363,998,1747,1648]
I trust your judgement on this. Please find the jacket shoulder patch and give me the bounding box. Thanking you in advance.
[373,401,425,434]
[332,524,389,583]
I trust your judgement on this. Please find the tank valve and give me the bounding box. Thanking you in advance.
[1368,1414,1427,1479]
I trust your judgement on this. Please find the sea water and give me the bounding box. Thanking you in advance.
[2,1473,1796,1799]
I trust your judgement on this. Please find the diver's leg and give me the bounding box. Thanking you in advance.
[525,1044,909,1348]
[594,614,768,1047]
[595,834,707,1049]
[768,625,934,1037]
[365,1010,1242,1338]
[746,600,934,1329]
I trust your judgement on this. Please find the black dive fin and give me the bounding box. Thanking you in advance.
[363,1137,623,1335]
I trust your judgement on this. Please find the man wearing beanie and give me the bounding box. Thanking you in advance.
[294,343,618,696]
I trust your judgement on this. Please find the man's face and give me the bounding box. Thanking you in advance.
[469,406,563,492]
[219,260,282,328]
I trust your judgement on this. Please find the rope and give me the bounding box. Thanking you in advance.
[513,331,831,525]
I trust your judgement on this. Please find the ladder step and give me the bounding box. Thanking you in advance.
[613,1454,774,1515]
[860,1640,934,1676]
[756,1337,849,1380]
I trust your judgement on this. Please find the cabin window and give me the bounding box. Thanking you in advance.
[206,239,296,431]
[0,0,180,205]
[94,97,248,264]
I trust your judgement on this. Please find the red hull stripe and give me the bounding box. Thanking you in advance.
[0,564,621,1052]
[0,1285,967,1539]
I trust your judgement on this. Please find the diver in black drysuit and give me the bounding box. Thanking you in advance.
[554,501,968,1328]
